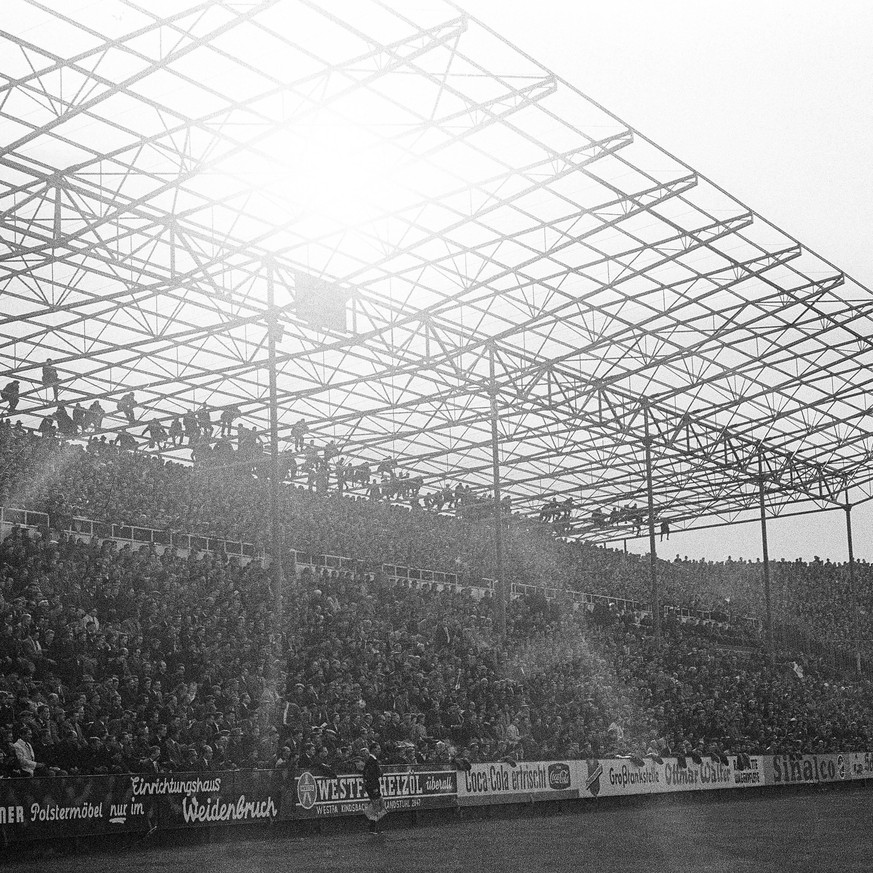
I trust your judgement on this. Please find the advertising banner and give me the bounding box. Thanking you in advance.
[847,752,873,780]
[729,756,766,788]
[760,752,873,787]
[0,774,141,842]
[457,760,578,806]
[578,756,762,799]
[1,753,870,842]
[0,770,286,842]
[293,766,457,818]
[136,770,285,829]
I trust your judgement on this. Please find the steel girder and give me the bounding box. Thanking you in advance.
[2,0,873,543]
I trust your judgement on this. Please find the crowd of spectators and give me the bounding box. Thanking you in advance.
[1,523,871,781]
[0,417,870,666]
[1,415,873,780]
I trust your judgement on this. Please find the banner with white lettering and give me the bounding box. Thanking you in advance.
[577,756,764,799]
[0,770,285,842]
[139,770,284,829]
[293,766,457,818]
[457,760,578,806]
[0,774,139,842]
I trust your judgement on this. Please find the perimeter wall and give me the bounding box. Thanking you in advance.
[1,754,872,844]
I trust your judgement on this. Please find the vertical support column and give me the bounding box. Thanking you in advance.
[643,404,660,645]
[489,344,506,639]
[757,451,774,661]
[845,492,861,674]
[265,260,285,643]
[53,178,63,243]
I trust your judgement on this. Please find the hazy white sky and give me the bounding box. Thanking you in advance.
[463,0,873,562]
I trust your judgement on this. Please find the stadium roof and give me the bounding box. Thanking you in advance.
[4,0,873,542]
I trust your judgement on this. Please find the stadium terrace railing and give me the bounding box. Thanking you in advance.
[381,564,460,589]
[289,550,359,574]
[505,579,761,631]
[1,505,258,560]
[0,506,50,530]
[294,555,462,591]
[0,505,761,636]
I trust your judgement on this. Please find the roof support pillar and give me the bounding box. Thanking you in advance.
[644,403,661,646]
[845,493,861,674]
[758,451,774,662]
[489,343,506,639]
[265,259,285,651]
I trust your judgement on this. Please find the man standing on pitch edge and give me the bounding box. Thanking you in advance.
[359,747,387,835]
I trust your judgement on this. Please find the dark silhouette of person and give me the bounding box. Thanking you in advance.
[42,360,61,400]
[1,379,19,413]
[118,392,137,426]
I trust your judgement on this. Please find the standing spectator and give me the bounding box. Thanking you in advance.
[633,505,643,536]
[117,392,137,426]
[220,405,241,438]
[86,400,105,432]
[1,379,19,413]
[292,418,308,452]
[359,748,386,835]
[323,440,338,468]
[169,416,183,447]
[182,409,199,444]
[72,402,87,434]
[303,441,319,471]
[42,359,61,401]
[197,404,213,439]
